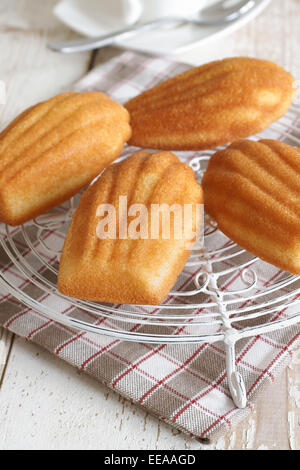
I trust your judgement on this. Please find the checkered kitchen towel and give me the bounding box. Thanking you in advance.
[0,51,299,442]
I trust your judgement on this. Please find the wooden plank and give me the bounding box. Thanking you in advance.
[0,328,13,386]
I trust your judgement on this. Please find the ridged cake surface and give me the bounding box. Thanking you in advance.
[125,57,295,150]
[0,91,131,225]
[202,139,300,274]
[58,151,203,305]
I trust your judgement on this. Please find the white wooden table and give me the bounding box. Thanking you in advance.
[0,0,299,450]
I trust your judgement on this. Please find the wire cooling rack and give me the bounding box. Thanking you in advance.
[0,105,300,408]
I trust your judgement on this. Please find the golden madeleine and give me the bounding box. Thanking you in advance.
[0,91,131,226]
[125,57,295,150]
[58,151,203,305]
[202,139,300,274]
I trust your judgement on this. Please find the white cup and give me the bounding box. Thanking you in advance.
[55,0,206,36]
[93,0,202,26]
[135,0,202,22]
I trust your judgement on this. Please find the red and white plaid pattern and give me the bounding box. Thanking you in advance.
[0,51,299,442]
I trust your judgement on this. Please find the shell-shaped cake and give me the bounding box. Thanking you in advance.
[202,139,300,274]
[0,91,131,226]
[58,151,203,305]
[125,57,295,150]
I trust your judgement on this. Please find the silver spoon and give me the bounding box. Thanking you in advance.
[48,0,256,53]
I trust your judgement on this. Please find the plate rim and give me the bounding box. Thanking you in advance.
[54,0,271,55]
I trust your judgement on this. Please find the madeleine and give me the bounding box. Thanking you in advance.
[202,139,300,274]
[0,91,131,225]
[58,151,203,305]
[125,57,295,150]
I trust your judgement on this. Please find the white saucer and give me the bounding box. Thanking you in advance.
[54,0,271,56]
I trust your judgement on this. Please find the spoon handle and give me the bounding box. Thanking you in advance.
[48,18,176,53]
